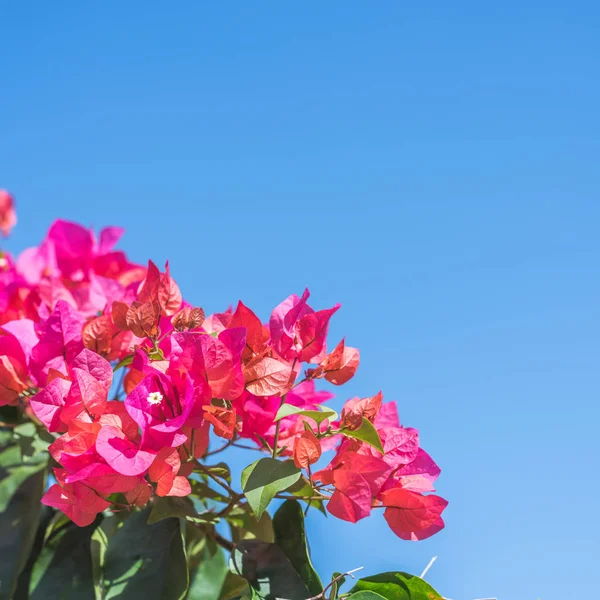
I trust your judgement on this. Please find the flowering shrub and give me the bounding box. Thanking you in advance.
[0,190,447,599]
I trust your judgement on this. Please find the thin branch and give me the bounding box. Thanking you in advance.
[306,566,364,600]
[214,532,235,552]
[204,439,233,457]
[420,555,437,579]
[195,461,239,497]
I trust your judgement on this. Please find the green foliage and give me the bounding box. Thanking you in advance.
[349,572,443,600]
[230,540,311,600]
[342,418,384,453]
[101,508,188,600]
[28,520,98,599]
[274,404,338,425]
[240,458,301,519]
[0,429,47,599]
[147,496,218,525]
[272,500,322,596]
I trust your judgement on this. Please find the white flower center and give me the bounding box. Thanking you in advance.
[147,391,163,405]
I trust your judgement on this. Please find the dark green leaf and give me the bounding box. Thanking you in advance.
[272,500,322,596]
[91,525,108,600]
[329,572,346,600]
[348,593,387,600]
[240,458,301,519]
[113,354,134,371]
[204,462,231,484]
[0,463,46,599]
[103,508,189,600]
[187,545,227,600]
[190,479,229,503]
[287,480,328,516]
[148,496,218,525]
[0,437,47,599]
[230,540,310,600]
[29,519,100,600]
[342,418,384,453]
[350,572,444,600]
[218,572,249,600]
[227,505,274,544]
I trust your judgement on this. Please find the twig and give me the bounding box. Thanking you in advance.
[204,439,233,457]
[195,461,238,497]
[306,566,364,600]
[420,555,437,579]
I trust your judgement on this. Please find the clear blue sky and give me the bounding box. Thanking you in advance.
[2,3,599,599]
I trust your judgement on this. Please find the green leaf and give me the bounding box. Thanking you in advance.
[113,354,134,371]
[0,444,47,511]
[102,508,189,600]
[187,545,227,600]
[348,593,387,600]
[0,457,46,599]
[190,479,229,503]
[240,458,301,519]
[91,526,108,600]
[349,572,444,600]
[342,418,384,453]
[287,480,328,516]
[218,572,249,600]
[329,572,346,600]
[204,462,232,483]
[227,505,274,543]
[148,496,218,525]
[29,519,100,599]
[272,500,323,596]
[230,540,311,600]
[275,404,338,425]
[12,422,51,462]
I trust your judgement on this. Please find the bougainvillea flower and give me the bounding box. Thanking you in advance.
[42,468,111,527]
[340,392,383,431]
[96,424,157,476]
[0,190,16,237]
[359,425,420,469]
[137,260,182,317]
[381,449,442,494]
[202,307,232,334]
[0,330,30,405]
[202,405,237,440]
[30,376,72,432]
[197,327,246,400]
[30,300,84,384]
[233,391,280,442]
[308,339,360,385]
[60,366,109,423]
[293,429,322,469]
[125,481,153,506]
[1,318,38,359]
[148,447,191,496]
[125,370,194,449]
[269,289,340,362]
[323,470,372,523]
[313,451,391,523]
[381,487,448,541]
[228,300,269,360]
[172,305,205,332]
[243,355,294,397]
[0,210,447,537]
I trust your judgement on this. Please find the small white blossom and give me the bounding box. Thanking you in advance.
[147,391,163,405]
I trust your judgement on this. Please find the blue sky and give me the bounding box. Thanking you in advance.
[2,3,599,599]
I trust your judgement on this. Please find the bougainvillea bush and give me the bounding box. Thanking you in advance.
[0,190,447,600]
